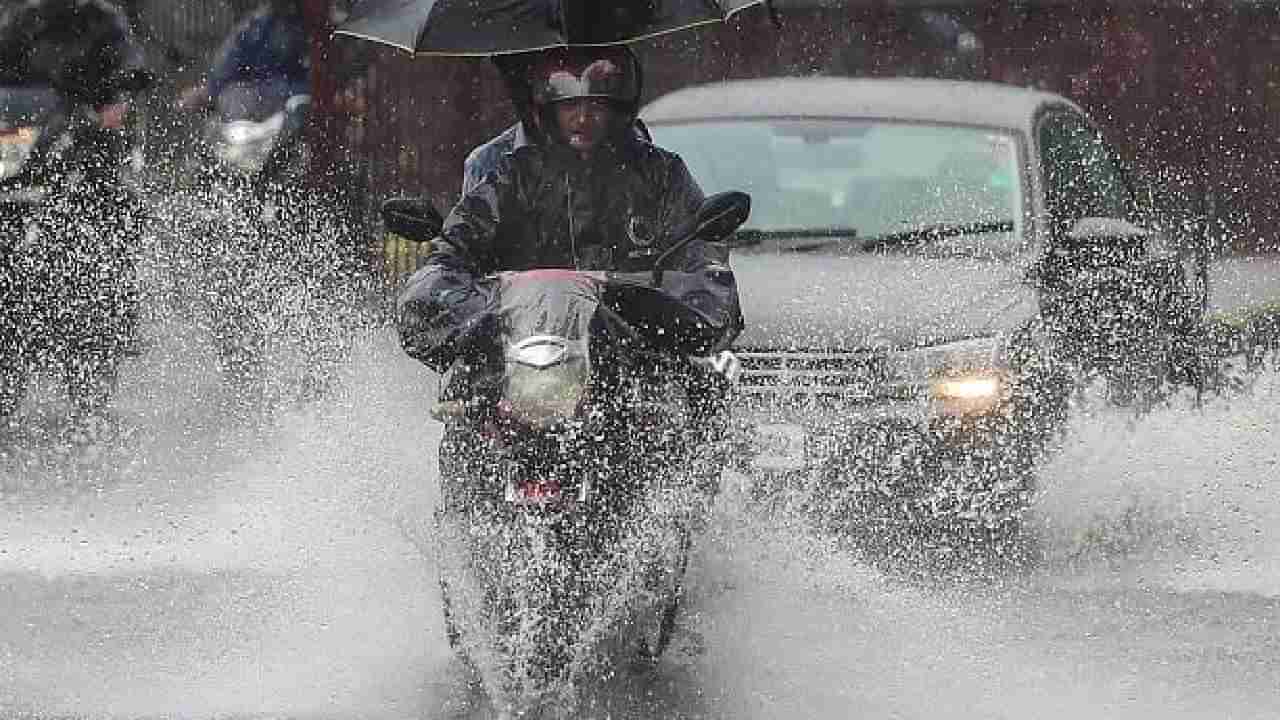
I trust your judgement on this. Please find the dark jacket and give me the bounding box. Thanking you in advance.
[0,0,147,108]
[206,4,310,101]
[462,123,526,197]
[462,119,653,196]
[441,136,705,274]
[399,132,743,372]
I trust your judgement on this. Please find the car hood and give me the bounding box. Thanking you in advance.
[729,249,1038,350]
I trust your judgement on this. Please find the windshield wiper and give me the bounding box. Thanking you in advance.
[731,227,859,251]
[861,219,1015,252]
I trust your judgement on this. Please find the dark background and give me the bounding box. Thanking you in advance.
[129,1,1280,256]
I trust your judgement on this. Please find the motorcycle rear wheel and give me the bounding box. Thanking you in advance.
[439,576,464,651]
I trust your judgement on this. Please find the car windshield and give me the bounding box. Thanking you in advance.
[649,118,1023,254]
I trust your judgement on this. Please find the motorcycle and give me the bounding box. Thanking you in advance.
[183,77,311,214]
[171,78,348,409]
[395,193,749,716]
[0,80,149,432]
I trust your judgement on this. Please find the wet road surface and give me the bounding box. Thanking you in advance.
[2,259,1279,719]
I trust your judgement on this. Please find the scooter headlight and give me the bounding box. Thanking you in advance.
[216,114,284,173]
[0,126,41,180]
[500,336,589,430]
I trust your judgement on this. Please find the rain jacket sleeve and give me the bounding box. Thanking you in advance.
[207,8,310,101]
[396,263,498,373]
[650,155,745,355]
[431,161,516,276]
[652,243,744,355]
[462,125,519,196]
[396,153,517,372]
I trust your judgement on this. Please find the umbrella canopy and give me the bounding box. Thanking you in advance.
[335,0,767,56]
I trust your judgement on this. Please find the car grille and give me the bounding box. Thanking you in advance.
[735,349,920,405]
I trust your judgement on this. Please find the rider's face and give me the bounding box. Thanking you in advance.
[554,99,615,156]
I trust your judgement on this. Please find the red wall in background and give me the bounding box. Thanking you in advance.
[321,2,1280,253]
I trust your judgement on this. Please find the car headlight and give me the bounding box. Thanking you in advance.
[0,126,41,180]
[929,370,1008,416]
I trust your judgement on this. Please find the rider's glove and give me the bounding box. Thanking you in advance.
[397,264,496,372]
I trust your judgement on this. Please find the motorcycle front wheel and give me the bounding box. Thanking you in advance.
[635,526,692,663]
[0,347,27,426]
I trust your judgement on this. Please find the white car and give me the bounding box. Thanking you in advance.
[643,77,1205,561]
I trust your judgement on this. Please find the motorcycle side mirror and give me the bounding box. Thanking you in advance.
[381,196,444,242]
[652,191,751,286]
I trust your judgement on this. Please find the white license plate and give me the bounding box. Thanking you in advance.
[504,477,563,506]
[751,423,807,472]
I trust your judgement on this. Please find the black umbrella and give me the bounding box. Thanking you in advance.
[335,0,768,56]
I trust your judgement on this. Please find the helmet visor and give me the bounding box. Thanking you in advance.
[530,51,639,106]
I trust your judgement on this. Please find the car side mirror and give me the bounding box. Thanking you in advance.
[1065,216,1149,241]
[381,196,444,242]
[1055,216,1149,267]
[653,191,751,285]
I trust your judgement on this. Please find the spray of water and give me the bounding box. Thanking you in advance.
[5,143,1279,717]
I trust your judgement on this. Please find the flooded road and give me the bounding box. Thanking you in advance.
[689,371,1280,718]
[1,328,442,718]
[2,262,1279,719]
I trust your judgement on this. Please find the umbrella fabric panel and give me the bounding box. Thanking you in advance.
[338,0,767,56]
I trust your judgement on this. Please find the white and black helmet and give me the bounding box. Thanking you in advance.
[526,45,641,109]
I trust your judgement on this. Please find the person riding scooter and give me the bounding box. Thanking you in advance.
[0,0,152,432]
[397,44,743,508]
[176,0,312,196]
[395,49,745,698]
[177,0,310,114]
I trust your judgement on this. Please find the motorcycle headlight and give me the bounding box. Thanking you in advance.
[216,115,284,173]
[501,359,589,430]
[0,126,41,180]
[500,337,589,430]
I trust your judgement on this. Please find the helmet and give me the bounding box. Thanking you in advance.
[504,46,642,154]
[525,46,641,109]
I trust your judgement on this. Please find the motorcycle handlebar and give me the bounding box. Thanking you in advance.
[595,303,643,343]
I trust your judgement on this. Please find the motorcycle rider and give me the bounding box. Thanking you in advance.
[0,0,151,427]
[398,44,743,512]
[176,0,310,112]
[0,0,148,125]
